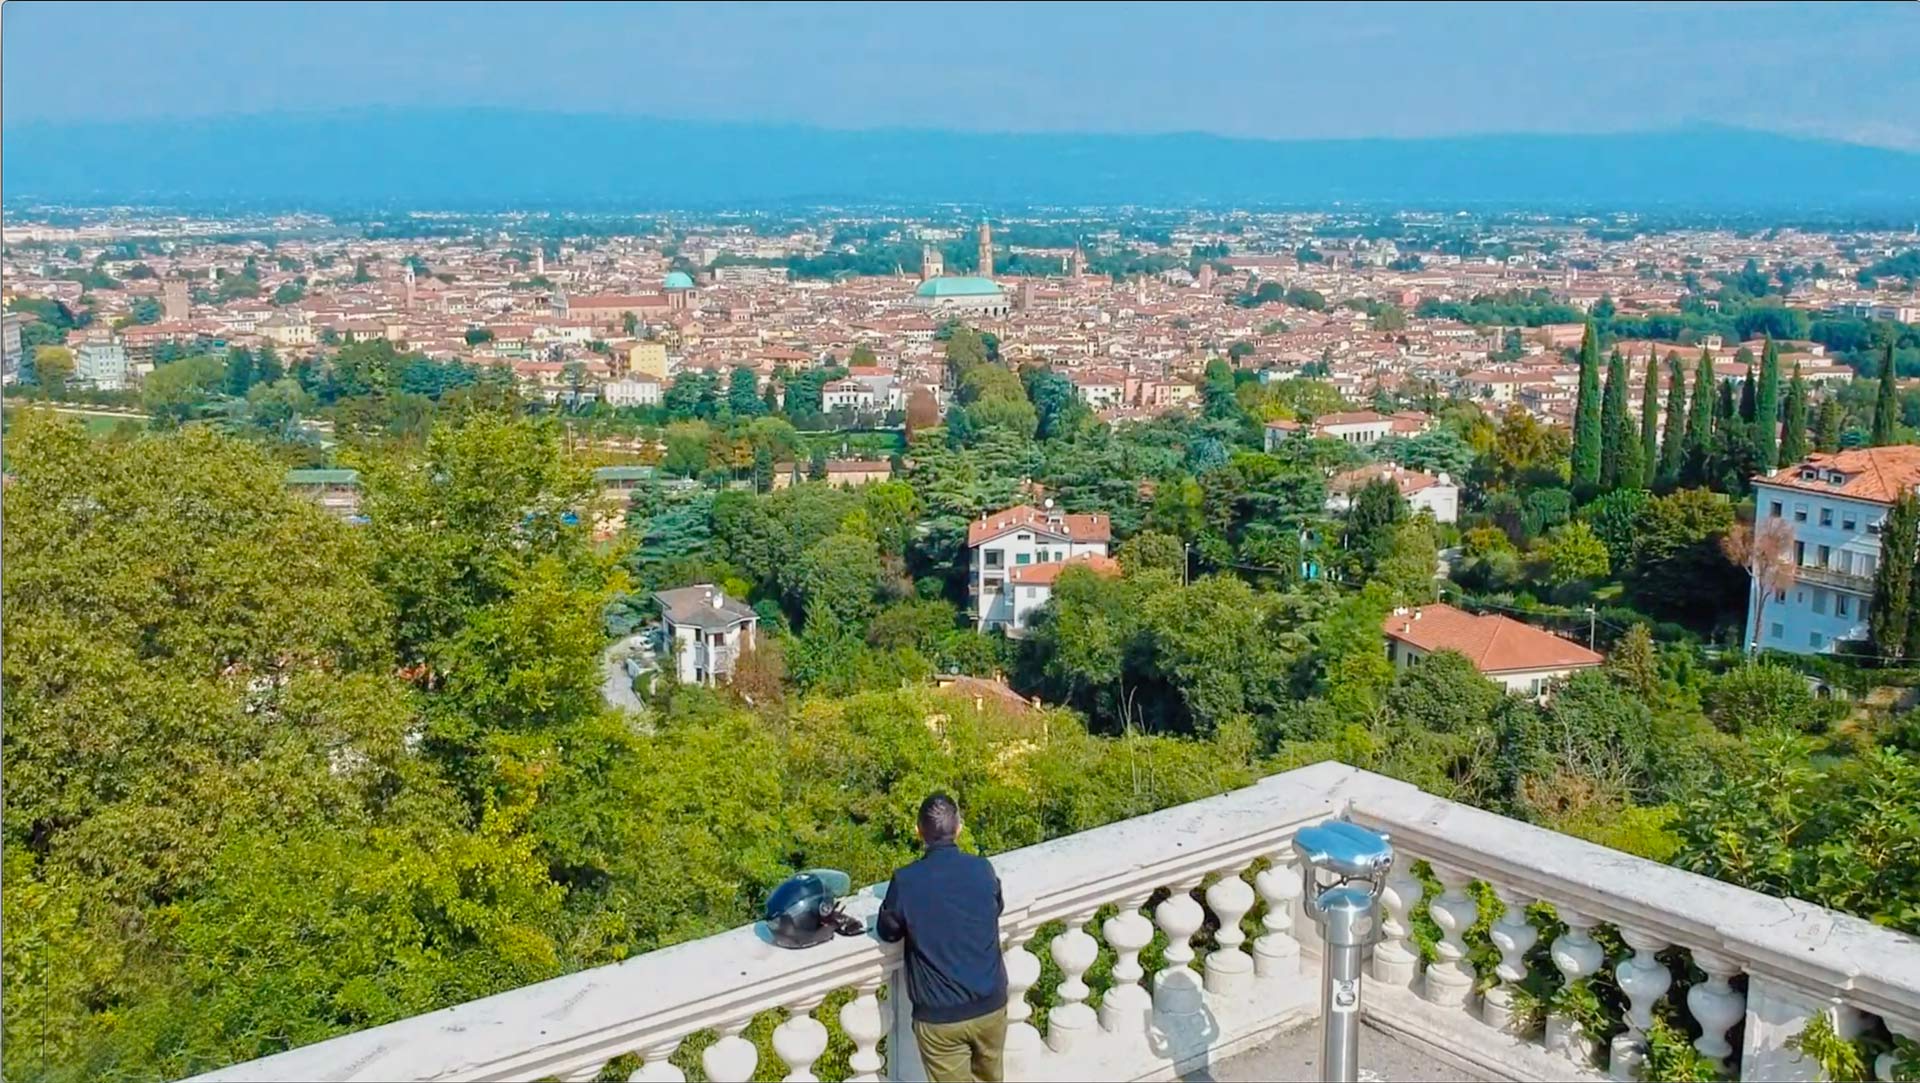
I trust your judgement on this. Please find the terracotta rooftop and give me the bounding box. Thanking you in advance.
[1382,603,1603,675]
[1007,553,1120,586]
[967,504,1113,547]
[1755,446,1920,505]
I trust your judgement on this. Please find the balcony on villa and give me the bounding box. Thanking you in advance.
[187,762,1920,1083]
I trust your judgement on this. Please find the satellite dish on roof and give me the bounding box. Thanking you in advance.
[1044,498,1055,509]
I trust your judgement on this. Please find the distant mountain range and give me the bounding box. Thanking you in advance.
[7,110,1920,212]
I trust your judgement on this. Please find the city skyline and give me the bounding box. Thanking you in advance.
[3,1,1918,150]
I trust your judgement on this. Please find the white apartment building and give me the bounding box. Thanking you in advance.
[821,378,876,413]
[967,503,1112,633]
[1748,447,1920,654]
[654,585,759,686]
[1327,464,1460,524]
[75,337,130,390]
[604,375,663,408]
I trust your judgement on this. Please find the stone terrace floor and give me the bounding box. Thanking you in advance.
[1205,1019,1495,1082]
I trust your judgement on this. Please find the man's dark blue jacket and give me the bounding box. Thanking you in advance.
[876,841,1008,1024]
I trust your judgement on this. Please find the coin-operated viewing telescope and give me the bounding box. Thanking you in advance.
[1291,820,1394,1083]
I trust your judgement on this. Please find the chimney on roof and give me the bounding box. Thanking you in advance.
[1413,607,1422,620]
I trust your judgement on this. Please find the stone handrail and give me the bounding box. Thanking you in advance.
[184,761,1920,1083]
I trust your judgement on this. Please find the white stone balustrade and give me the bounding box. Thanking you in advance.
[185,762,1920,1083]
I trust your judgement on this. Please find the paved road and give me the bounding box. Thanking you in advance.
[600,633,652,714]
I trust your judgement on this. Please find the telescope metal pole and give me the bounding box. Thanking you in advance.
[1314,886,1373,1083]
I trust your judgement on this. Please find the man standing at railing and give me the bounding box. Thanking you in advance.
[877,792,1009,1083]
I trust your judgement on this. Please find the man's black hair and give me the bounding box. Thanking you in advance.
[918,792,960,845]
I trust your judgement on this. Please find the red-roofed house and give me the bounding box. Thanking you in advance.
[1748,445,1920,654]
[1383,603,1602,698]
[968,504,1113,632]
[1004,554,1121,634]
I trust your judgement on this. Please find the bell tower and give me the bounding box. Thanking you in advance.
[977,220,993,279]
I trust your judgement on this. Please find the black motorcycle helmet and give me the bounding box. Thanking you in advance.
[764,869,861,949]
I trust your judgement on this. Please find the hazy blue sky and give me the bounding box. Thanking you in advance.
[5,1,1917,148]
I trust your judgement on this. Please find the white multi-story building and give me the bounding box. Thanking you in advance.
[967,503,1112,633]
[1326,464,1459,524]
[1747,446,1920,654]
[75,337,130,390]
[654,585,759,686]
[604,375,663,408]
[821,378,876,413]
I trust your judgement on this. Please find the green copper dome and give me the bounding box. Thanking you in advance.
[914,275,1002,298]
[664,270,697,289]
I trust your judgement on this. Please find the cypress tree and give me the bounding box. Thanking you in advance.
[1657,352,1688,486]
[1755,335,1781,469]
[1738,362,1756,423]
[1682,349,1715,485]
[1600,347,1630,490]
[1571,320,1604,489]
[1814,397,1846,452]
[1779,365,1810,466]
[1872,492,1920,657]
[1639,349,1661,487]
[1873,340,1900,446]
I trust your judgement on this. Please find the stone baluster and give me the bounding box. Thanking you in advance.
[1482,887,1538,1034]
[1545,907,1607,1064]
[1372,854,1425,989]
[702,1018,761,1083]
[772,997,830,1083]
[1423,864,1478,1008]
[1252,853,1303,979]
[627,1036,685,1082]
[1683,950,1744,1074]
[1608,928,1673,1082]
[1154,879,1211,1066]
[838,981,886,1083]
[563,1066,606,1082]
[1204,867,1257,997]
[1002,932,1045,1076]
[1100,892,1157,1041]
[1153,880,1208,1019]
[1875,1014,1919,1083]
[1047,911,1102,1054]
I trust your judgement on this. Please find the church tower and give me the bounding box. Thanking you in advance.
[921,243,943,282]
[402,265,416,310]
[1070,242,1085,279]
[977,221,993,279]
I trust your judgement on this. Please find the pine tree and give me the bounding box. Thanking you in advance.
[1639,349,1660,488]
[1600,347,1630,490]
[1873,340,1900,446]
[1657,352,1688,487]
[1872,492,1920,657]
[1682,349,1715,486]
[1814,397,1846,452]
[1778,365,1810,466]
[1571,320,1604,489]
[1754,335,1781,469]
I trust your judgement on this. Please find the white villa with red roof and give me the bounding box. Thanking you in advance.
[967,503,1114,634]
[1383,603,1603,698]
[1748,446,1920,654]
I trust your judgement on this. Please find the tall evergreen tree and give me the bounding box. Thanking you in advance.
[1872,492,1920,657]
[1778,365,1810,466]
[1571,320,1604,489]
[1682,349,1716,486]
[1754,335,1781,469]
[1639,349,1661,487]
[1873,340,1900,446]
[1814,397,1846,453]
[1600,347,1630,490]
[1738,363,1756,423]
[1657,352,1688,487]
